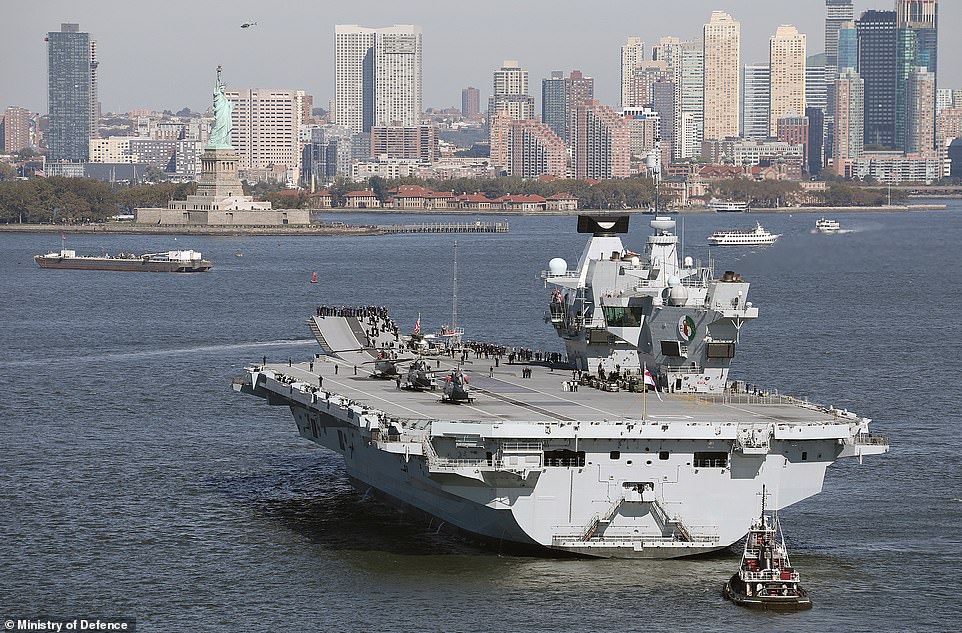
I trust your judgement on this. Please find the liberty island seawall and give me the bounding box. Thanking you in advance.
[1,208,960,632]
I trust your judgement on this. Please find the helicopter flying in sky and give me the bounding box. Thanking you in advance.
[240,22,257,29]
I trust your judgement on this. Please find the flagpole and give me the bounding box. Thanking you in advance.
[643,363,647,421]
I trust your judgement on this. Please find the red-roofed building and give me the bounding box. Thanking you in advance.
[344,190,381,208]
[495,194,547,211]
[387,185,434,209]
[455,193,495,209]
[698,165,745,180]
[426,191,456,209]
[311,190,333,208]
[545,192,578,211]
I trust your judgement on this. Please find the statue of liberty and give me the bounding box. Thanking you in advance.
[206,65,234,150]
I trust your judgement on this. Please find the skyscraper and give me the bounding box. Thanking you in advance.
[836,21,859,72]
[742,64,770,139]
[651,81,676,160]
[825,0,855,74]
[2,106,31,153]
[630,61,670,109]
[906,66,936,155]
[621,37,645,109]
[806,55,828,114]
[373,27,422,128]
[488,60,535,122]
[334,25,422,133]
[857,11,898,149]
[936,88,953,115]
[571,100,631,180]
[461,87,480,117]
[227,89,303,175]
[806,106,825,175]
[896,1,938,150]
[676,40,704,159]
[567,70,595,145]
[508,119,567,178]
[541,70,593,144]
[769,25,807,137]
[703,11,741,141]
[46,23,97,162]
[776,114,810,172]
[897,0,938,73]
[542,71,567,140]
[652,36,682,68]
[834,68,864,175]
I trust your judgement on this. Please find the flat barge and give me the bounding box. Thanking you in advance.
[34,249,212,272]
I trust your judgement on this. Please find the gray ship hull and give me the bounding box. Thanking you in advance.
[290,403,537,547]
[236,356,886,559]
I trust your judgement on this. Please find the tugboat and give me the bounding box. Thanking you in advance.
[723,489,813,611]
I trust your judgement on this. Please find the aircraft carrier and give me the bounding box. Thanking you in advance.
[233,215,888,558]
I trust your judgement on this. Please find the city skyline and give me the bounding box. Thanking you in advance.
[4,0,960,115]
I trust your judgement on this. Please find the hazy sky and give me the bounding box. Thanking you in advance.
[2,0,957,115]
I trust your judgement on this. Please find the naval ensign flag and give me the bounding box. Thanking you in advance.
[644,365,663,401]
[642,363,662,421]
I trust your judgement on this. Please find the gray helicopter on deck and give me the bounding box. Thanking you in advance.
[440,366,474,404]
[402,358,444,391]
[362,349,416,379]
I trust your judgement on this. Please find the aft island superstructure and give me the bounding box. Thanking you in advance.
[233,215,887,558]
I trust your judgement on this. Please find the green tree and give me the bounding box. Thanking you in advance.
[0,162,18,182]
[368,175,388,201]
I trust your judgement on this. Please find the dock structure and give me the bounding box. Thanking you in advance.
[379,221,509,234]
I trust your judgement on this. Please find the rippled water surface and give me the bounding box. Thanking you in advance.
[2,208,961,632]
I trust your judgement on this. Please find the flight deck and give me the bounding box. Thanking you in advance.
[260,354,846,429]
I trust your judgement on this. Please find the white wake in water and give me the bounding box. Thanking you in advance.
[0,338,315,368]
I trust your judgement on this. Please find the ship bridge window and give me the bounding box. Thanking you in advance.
[693,452,728,468]
[602,306,644,328]
[544,449,586,468]
[661,341,688,357]
[707,342,736,359]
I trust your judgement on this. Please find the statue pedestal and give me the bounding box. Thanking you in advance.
[195,148,246,199]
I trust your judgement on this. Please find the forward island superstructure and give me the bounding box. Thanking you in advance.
[234,215,887,558]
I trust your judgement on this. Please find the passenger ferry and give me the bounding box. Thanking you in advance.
[707,223,780,246]
[709,198,751,213]
[815,218,842,234]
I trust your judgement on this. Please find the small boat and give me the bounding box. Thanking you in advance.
[710,198,751,213]
[707,223,780,246]
[815,218,842,234]
[310,272,318,284]
[723,494,813,612]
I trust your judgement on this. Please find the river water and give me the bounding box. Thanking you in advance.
[2,207,961,632]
